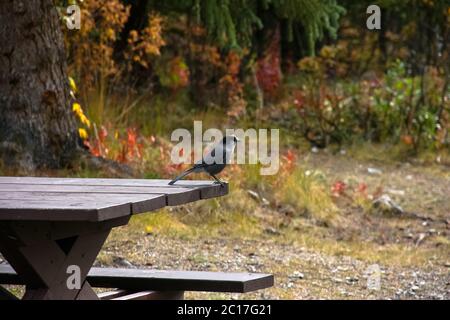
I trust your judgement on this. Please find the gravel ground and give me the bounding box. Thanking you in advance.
[97,235,450,300]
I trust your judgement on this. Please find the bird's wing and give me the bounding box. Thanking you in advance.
[203,143,225,165]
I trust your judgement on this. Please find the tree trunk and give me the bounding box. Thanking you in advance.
[0,0,81,172]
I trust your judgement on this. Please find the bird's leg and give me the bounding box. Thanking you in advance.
[210,174,225,187]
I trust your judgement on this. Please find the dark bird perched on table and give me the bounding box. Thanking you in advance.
[168,135,239,186]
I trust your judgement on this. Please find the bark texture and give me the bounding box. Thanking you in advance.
[0,0,80,171]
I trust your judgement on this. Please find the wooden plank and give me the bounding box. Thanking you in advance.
[0,264,19,284]
[0,177,219,186]
[112,290,184,300]
[0,192,167,214]
[88,268,274,293]
[0,177,228,221]
[98,290,129,300]
[0,184,201,206]
[99,289,184,301]
[0,192,163,203]
[0,177,228,199]
[0,193,166,221]
[0,216,130,244]
[0,200,129,222]
[0,265,274,293]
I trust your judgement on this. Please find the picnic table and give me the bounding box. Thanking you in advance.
[0,177,273,300]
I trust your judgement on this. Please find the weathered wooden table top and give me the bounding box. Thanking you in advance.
[0,177,228,222]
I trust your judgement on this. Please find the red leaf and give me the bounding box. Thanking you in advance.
[332,181,346,196]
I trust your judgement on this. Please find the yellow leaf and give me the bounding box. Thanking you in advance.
[106,28,115,40]
[78,128,88,140]
[145,225,154,234]
[72,102,82,113]
[69,77,77,93]
[80,114,91,128]
[79,114,91,128]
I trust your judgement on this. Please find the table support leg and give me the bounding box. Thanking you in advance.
[0,217,129,300]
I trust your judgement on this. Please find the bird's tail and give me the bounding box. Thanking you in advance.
[168,167,195,185]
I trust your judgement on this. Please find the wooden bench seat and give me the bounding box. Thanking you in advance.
[0,264,274,299]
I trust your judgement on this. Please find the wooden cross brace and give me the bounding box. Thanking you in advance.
[0,216,130,300]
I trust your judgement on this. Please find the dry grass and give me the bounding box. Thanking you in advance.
[275,168,339,225]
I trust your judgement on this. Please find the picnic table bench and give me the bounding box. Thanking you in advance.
[0,177,273,300]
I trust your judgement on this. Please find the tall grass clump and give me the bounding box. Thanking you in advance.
[275,167,338,226]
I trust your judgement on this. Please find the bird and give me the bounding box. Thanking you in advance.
[168,135,239,186]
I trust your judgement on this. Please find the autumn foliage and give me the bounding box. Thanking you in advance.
[60,0,448,166]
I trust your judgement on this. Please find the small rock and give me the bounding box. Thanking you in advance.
[289,271,305,279]
[367,167,382,175]
[339,289,348,295]
[311,146,319,153]
[247,189,270,206]
[247,265,257,272]
[411,285,420,291]
[112,256,134,268]
[415,233,427,246]
[408,290,417,296]
[264,227,280,235]
[387,189,405,196]
[247,190,260,201]
[333,277,344,283]
[372,195,404,215]
[261,197,270,206]
[346,276,359,284]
